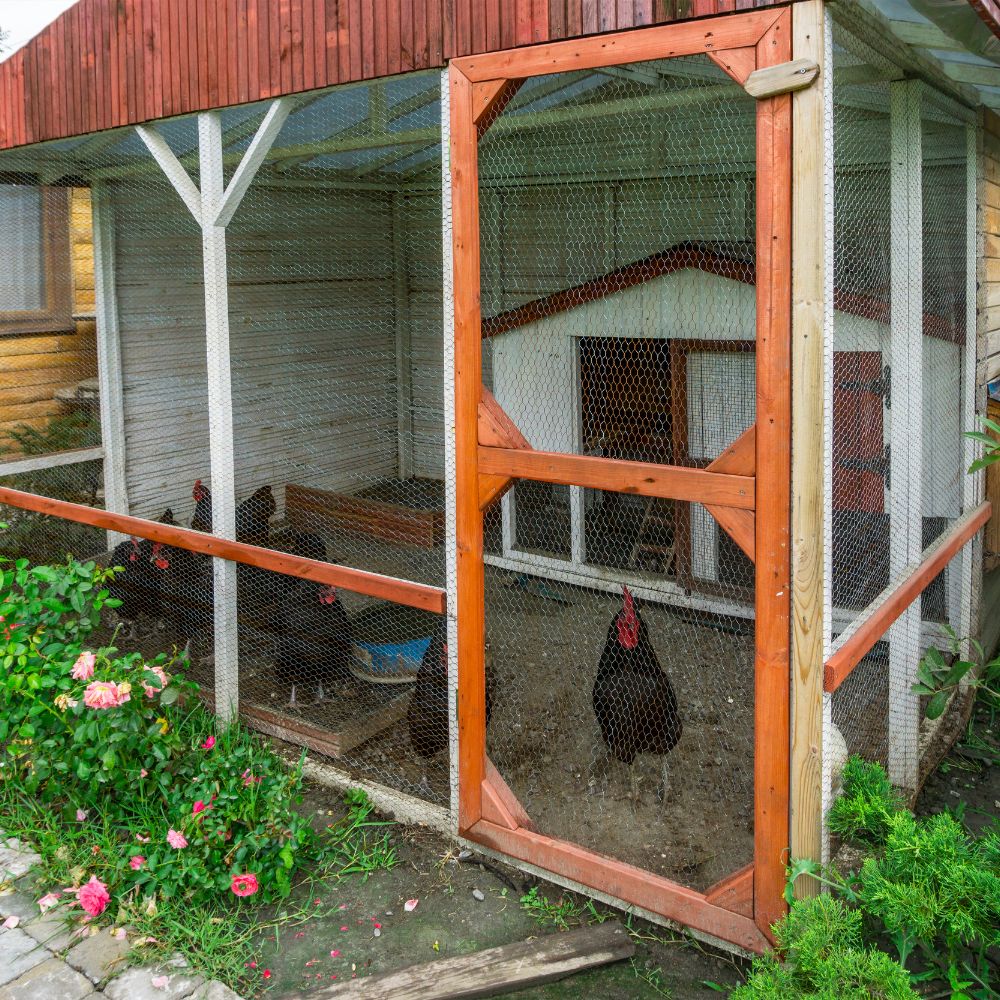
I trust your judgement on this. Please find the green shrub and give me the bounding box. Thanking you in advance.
[827,755,904,848]
[0,553,333,909]
[731,895,918,1000]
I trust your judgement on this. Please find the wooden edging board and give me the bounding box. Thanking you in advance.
[285,920,635,999]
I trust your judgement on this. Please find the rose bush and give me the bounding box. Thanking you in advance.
[0,554,326,912]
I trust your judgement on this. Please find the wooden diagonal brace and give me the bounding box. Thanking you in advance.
[478,387,531,509]
[473,78,524,137]
[482,756,536,832]
[704,425,756,562]
[708,47,757,87]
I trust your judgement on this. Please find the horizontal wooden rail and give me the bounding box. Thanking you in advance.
[478,447,756,509]
[0,486,446,614]
[824,500,991,694]
[0,446,105,479]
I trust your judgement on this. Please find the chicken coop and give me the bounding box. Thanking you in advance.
[0,0,998,954]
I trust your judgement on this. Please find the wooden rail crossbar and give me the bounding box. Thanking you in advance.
[0,487,446,614]
[477,447,756,509]
[0,446,105,478]
[824,501,991,694]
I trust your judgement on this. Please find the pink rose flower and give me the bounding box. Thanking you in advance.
[83,680,129,710]
[142,665,170,699]
[77,877,110,918]
[71,652,96,680]
[230,873,259,898]
[130,856,146,871]
[75,808,88,822]
[37,892,61,913]
[192,800,210,817]
[200,736,216,750]
[166,829,187,850]
[241,769,261,787]
[140,769,148,778]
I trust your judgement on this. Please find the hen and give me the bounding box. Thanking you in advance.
[105,509,176,636]
[273,575,355,707]
[592,585,682,803]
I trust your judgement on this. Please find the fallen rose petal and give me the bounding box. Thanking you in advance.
[113,928,127,941]
[37,892,61,913]
[75,809,88,822]
[263,970,272,980]
[330,950,340,958]
[2,915,20,929]
[404,899,418,912]
[340,925,348,931]
[151,975,169,990]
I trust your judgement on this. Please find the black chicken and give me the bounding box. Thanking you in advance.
[104,509,176,636]
[190,479,213,532]
[154,536,214,660]
[408,620,493,761]
[592,585,682,802]
[236,485,276,546]
[273,576,355,707]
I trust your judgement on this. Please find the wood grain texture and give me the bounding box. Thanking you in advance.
[468,819,771,954]
[704,424,757,561]
[789,0,825,897]
[0,485,446,612]
[0,0,791,149]
[752,7,792,941]
[704,862,754,918]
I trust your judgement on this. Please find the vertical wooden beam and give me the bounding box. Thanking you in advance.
[450,63,487,834]
[441,67,461,835]
[754,8,793,940]
[393,191,416,481]
[91,181,130,548]
[199,110,240,724]
[789,0,826,895]
[887,79,922,791]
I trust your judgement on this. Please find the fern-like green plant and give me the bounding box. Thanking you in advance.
[827,755,904,848]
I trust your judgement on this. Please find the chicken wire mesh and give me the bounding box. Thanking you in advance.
[476,56,757,890]
[825,20,975,816]
[0,74,452,807]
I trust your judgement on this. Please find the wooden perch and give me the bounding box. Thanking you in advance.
[291,920,635,999]
[744,58,819,99]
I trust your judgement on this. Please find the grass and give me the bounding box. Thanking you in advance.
[0,778,401,994]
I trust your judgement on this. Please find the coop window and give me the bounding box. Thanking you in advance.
[0,186,73,336]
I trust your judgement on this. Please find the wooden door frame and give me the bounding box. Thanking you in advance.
[450,7,791,950]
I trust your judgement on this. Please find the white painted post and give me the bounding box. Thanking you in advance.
[91,182,130,548]
[887,80,923,791]
[440,68,461,834]
[137,102,292,724]
[198,111,241,724]
[393,193,415,481]
[960,122,982,652]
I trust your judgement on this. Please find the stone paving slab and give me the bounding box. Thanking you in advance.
[0,956,94,1000]
[0,888,44,925]
[23,910,78,954]
[0,842,41,882]
[190,982,245,1000]
[65,928,132,985]
[0,927,52,987]
[103,960,205,1000]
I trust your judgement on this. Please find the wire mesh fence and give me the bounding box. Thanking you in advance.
[476,56,757,890]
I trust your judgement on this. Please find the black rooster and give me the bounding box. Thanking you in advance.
[592,585,682,802]
[274,577,355,707]
[236,485,276,546]
[190,479,213,532]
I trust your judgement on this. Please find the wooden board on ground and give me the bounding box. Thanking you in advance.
[287,483,445,549]
[288,920,634,999]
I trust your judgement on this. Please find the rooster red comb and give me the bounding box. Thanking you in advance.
[617,585,639,649]
[193,479,206,501]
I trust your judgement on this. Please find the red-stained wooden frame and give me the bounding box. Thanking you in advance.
[0,486,446,613]
[450,7,791,950]
[824,500,991,695]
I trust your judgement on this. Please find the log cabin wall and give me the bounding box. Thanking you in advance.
[980,110,1000,566]
[0,187,97,454]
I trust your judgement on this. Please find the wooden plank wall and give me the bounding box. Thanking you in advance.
[0,0,784,151]
[0,188,97,456]
[111,177,400,523]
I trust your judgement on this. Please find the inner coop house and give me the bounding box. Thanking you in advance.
[0,0,995,956]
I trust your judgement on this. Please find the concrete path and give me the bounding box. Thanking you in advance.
[0,834,243,1000]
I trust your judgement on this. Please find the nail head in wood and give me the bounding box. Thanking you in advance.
[744,58,820,99]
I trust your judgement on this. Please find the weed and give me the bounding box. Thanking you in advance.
[519,885,584,930]
[630,958,673,997]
